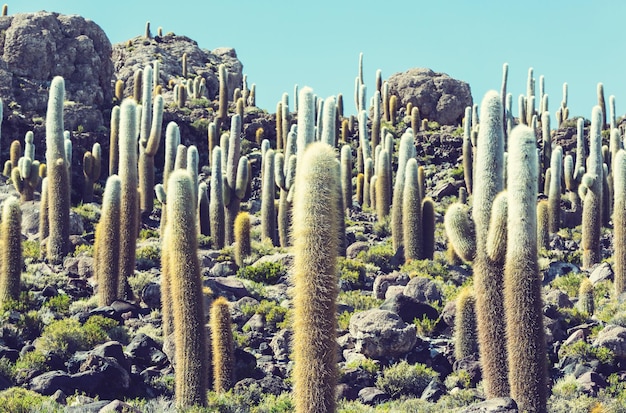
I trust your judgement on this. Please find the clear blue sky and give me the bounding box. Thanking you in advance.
[10,1,626,122]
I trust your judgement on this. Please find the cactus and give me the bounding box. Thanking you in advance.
[376,149,391,219]
[133,68,143,103]
[118,99,139,299]
[548,146,562,233]
[108,105,120,176]
[504,124,547,413]
[485,191,508,264]
[261,149,277,245]
[0,196,21,309]
[578,278,594,315]
[371,91,381,149]
[389,95,398,125]
[276,154,296,247]
[411,106,421,134]
[210,296,234,393]
[217,64,228,132]
[541,111,551,191]
[356,173,364,206]
[391,130,416,252]
[95,176,121,306]
[9,140,21,170]
[471,91,509,397]
[598,83,607,130]
[82,143,102,203]
[581,106,604,269]
[163,169,208,408]
[444,202,476,262]
[163,122,181,193]
[12,158,41,202]
[292,142,340,413]
[340,145,352,211]
[210,146,225,249]
[537,199,550,251]
[224,115,249,245]
[296,87,315,166]
[614,150,626,295]
[321,96,336,148]
[402,158,421,261]
[38,178,49,250]
[198,182,210,236]
[363,158,373,208]
[234,211,251,267]
[186,146,199,217]
[454,287,478,360]
[421,197,436,260]
[139,75,163,215]
[45,76,70,264]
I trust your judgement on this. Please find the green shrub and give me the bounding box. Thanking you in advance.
[558,340,615,365]
[21,240,40,262]
[139,228,159,240]
[0,387,58,413]
[14,350,49,382]
[375,360,438,398]
[357,242,396,272]
[135,244,161,269]
[72,203,101,234]
[338,291,383,311]
[551,271,585,297]
[345,358,380,375]
[42,294,70,315]
[237,262,286,285]
[338,257,367,290]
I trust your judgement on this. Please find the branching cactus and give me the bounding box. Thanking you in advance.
[12,157,41,202]
[224,115,249,245]
[164,169,209,408]
[118,99,139,299]
[45,76,70,264]
[82,143,102,203]
[139,94,164,215]
[9,140,21,170]
[564,153,583,216]
[505,124,547,413]
[95,176,121,306]
[470,90,509,397]
[211,296,234,393]
[292,142,340,413]
[0,196,22,309]
[581,106,604,269]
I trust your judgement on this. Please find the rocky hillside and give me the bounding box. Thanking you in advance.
[0,9,623,413]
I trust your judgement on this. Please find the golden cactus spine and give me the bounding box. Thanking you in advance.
[95,176,121,306]
[210,296,234,393]
[0,197,22,309]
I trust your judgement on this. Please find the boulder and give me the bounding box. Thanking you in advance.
[387,68,472,126]
[593,324,626,359]
[460,397,518,413]
[349,309,417,358]
[403,276,442,304]
[379,293,439,324]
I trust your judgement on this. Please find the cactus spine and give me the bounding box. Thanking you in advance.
[45,76,70,263]
[614,150,626,295]
[0,197,21,308]
[211,296,234,393]
[581,106,604,269]
[118,99,139,299]
[95,176,121,306]
[292,142,340,413]
[234,211,251,267]
[164,169,208,408]
[504,124,547,413]
[578,278,594,315]
[471,91,509,397]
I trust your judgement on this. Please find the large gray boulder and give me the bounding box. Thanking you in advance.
[349,309,417,358]
[593,324,626,359]
[387,68,472,126]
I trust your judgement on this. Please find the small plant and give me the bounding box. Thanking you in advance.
[0,387,58,413]
[551,271,586,297]
[72,203,101,234]
[413,314,438,336]
[338,291,383,311]
[21,240,40,262]
[558,340,615,365]
[139,228,159,240]
[338,257,366,290]
[357,242,396,272]
[345,358,380,375]
[375,360,438,398]
[136,244,161,269]
[42,294,70,315]
[236,261,286,285]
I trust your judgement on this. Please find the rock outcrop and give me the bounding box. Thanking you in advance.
[387,68,472,126]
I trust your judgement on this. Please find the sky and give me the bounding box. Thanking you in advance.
[9,1,626,122]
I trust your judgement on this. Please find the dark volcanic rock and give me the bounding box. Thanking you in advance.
[387,68,472,126]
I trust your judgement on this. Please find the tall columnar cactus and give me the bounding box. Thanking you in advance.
[340,145,352,211]
[537,199,550,251]
[391,130,416,252]
[0,196,22,309]
[292,141,340,413]
[163,169,208,408]
[578,278,594,315]
[541,111,551,191]
[38,178,49,251]
[321,96,337,148]
[357,110,372,175]
[363,157,373,208]
[139,93,164,215]
[462,107,473,194]
[402,158,421,261]
[470,90,509,397]
[454,287,478,360]
[210,146,225,249]
[211,296,234,393]
[614,150,626,295]
[371,91,381,150]
[234,211,251,267]
[163,122,181,193]
[276,154,297,247]
[224,114,249,245]
[376,149,391,219]
[95,176,121,307]
[421,197,436,260]
[82,143,102,203]
[504,124,547,413]
[9,140,21,170]
[198,182,210,236]
[118,99,139,299]
[261,149,277,245]
[109,105,120,176]
[356,173,364,206]
[500,63,509,140]
[296,87,315,167]
[133,69,143,103]
[598,83,607,130]
[217,64,228,132]
[45,76,70,264]
[548,146,563,233]
[581,106,604,269]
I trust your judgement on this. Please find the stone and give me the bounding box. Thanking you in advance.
[140,282,161,309]
[403,276,442,304]
[125,334,168,368]
[379,293,439,324]
[460,397,518,413]
[386,68,472,126]
[30,370,74,395]
[358,386,390,405]
[204,276,248,300]
[577,371,607,396]
[349,309,417,358]
[593,324,626,359]
[420,379,445,402]
[589,262,613,285]
[269,329,291,362]
[347,241,371,260]
[98,400,141,412]
[544,289,573,308]
[373,272,409,299]
[543,262,580,285]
